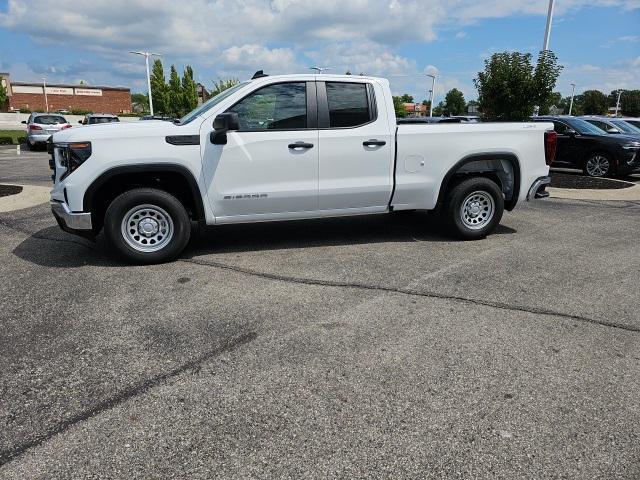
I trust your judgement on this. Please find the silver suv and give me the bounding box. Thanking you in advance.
[22,113,71,150]
[79,114,120,125]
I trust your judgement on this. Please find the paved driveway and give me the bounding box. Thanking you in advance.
[1,151,639,479]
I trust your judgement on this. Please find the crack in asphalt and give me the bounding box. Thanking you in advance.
[0,332,257,468]
[181,257,640,334]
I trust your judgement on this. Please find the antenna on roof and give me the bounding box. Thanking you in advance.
[251,70,268,79]
[310,66,333,73]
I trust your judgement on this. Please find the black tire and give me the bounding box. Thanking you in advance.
[25,139,32,151]
[104,188,191,264]
[583,152,612,177]
[443,177,504,240]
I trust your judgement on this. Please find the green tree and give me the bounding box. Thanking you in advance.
[621,90,640,117]
[432,101,446,116]
[150,59,169,115]
[392,96,407,117]
[400,94,414,103]
[168,65,182,117]
[580,90,608,115]
[444,88,466,115]
[131,92,149,111]
[0,82,7,109]
[211,78,240,97]
[181,65,198,115]
[474,50,562,120]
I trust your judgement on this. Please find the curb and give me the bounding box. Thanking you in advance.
[548,184,640,201]
[0,183,50,213]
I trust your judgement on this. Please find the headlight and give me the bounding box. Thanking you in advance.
[59,142,92,179]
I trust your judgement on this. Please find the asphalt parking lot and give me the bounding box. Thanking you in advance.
[1,149,640,479]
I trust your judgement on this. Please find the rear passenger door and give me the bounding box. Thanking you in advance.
[317,81,393,211]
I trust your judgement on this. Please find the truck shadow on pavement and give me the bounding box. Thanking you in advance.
[12,212,517,268]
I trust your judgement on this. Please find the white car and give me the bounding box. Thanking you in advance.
[49,73,555,263]
[22,113,72,150]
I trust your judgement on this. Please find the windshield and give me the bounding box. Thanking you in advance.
[611,120,640,134]
[179,82,250,124]
[34,115,67,125]
[567,118,607,135]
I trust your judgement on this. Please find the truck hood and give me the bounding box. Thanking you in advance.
[51,120,190,143]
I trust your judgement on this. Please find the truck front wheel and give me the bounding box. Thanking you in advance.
[104,188,191,264]
[443,177,504,240]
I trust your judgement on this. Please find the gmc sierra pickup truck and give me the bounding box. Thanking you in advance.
[49,73,556,263]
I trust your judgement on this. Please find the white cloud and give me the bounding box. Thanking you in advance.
[559,57,640,94]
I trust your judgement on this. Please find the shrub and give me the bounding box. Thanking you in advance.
[70,108,93,115]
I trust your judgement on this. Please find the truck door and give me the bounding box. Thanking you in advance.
[201,81,319,220]
[317,81,393,211]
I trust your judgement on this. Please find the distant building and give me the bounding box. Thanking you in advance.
[197,83,210,106]
[0,72,131,114]
[404,102,428,117]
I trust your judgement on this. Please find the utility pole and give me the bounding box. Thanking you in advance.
[426,74,436,117]
[130,51,162,116]
[42,77,49,112]
[614,90,623,116]
[568,83,576,115]
[542,0,555,51]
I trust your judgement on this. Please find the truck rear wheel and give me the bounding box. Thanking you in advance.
[443,177,504,240]
[104,188,191,264]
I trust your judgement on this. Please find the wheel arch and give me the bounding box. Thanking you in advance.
[83,164,206,232]
[436,152,521,211]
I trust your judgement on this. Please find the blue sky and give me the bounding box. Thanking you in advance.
[0,0,638,102]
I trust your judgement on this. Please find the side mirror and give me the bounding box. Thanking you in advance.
[78,120,83,124]
[210,112,240,145]
[607,127,620,134]
[564,128,577,136]
[21,120,27,124]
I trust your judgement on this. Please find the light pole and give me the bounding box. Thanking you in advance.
[130,51,162,116]
[568,83,576,115]
[542,0,555,51]
[614,89,623,116]
[426,74,436,117]
[42,77,49,112]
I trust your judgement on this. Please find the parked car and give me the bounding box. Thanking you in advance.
[21,113,72,150]
[79,114,120,125]
[397,117,462,124]
[451,115,481,123]
[532,116,640,177]
[581,116,640,138]
[140,115,175,121]
[619,117,640,130]
[57,108,70,115]
[50,73,555,263]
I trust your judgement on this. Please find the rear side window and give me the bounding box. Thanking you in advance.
[227,82,307,130]
[34,115,66,125]
[552,121,568,134]
[325,82,372,128]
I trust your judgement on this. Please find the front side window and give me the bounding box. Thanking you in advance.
[553,121,568,134]
[326,82,371,128]
[227,82,307,130]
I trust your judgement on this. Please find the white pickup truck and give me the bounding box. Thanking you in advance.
[49,73,556,263]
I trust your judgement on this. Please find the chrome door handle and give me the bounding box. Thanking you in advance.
[363,139,386,146]
[288,141,314,149]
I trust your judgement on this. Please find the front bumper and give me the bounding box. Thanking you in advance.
[51,200,92,231]
[526,176,551,201]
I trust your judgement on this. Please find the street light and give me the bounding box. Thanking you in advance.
[310,67,333,73]
[568,83,576,115]
[42,77,49,112]
[130,51,162,116]
[542,0,555,51]
[426,74,436,117]
[614,89,624,116]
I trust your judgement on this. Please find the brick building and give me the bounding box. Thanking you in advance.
[0,72,131,114]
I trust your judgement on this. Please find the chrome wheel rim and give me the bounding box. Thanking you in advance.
[121,204,174,253]
[460,191,494,230]
[586,155,609,177]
